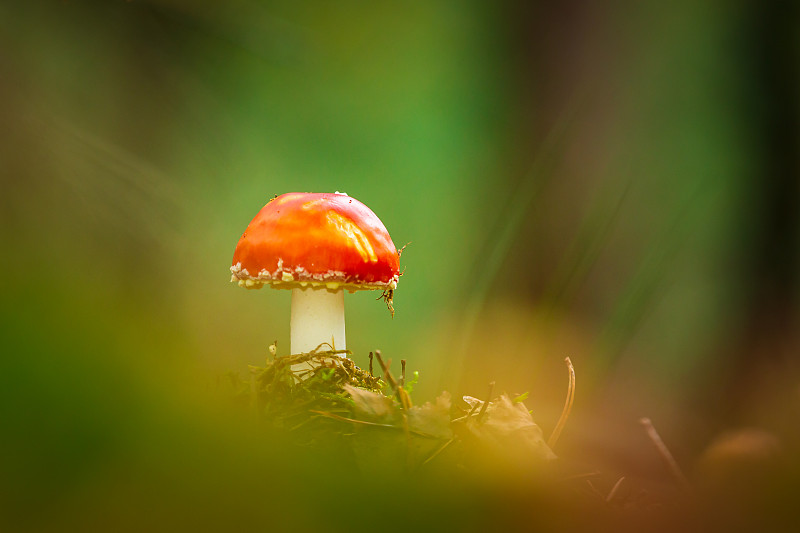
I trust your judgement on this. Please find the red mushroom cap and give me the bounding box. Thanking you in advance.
[231,192,400,292]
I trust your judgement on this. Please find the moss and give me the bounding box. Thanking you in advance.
[229,349,556,476]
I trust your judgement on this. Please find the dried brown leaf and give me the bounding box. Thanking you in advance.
[460,393,556,462]
[344,385,396,422]
[407,391,452,440]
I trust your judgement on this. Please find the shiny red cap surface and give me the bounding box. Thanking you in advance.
[231,193,399,291]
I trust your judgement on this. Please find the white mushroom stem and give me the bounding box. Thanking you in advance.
[290,287,346,355]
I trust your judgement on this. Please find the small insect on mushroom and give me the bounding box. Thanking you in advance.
[377,288,395,317]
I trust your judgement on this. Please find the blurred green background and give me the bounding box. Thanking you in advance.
[2,0,799,530]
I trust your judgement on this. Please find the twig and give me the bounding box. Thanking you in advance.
[310,410,399,429]
[421,438,455,466]
[309,410,436,439]
[639,417,692,493]
[400,359,406,388]
[287,416,316,432]
[562,471,601,481]
[606,476,626,503]
[310,342,335,353]
[374,350,412,409]
[451,402,481,424]
[374,351,394,386]
[477,381,495,422]
[585,479,604,499]
[547,356,575,449]
[368,351,374,376]
[333,357,351,378]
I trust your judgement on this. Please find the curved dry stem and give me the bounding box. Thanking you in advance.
[547,356,576,449]
[640,417,692,494]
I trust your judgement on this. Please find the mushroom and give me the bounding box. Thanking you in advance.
[230,192,400,367]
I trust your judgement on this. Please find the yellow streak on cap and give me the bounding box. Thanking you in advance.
[326,211,377,263]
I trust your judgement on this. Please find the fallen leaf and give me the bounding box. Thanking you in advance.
[345,385,396,422]
[408,391,452,440]
[460,393,556,463]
